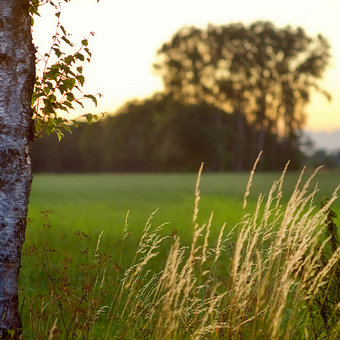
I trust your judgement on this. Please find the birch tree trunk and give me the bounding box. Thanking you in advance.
[0,0,35,336]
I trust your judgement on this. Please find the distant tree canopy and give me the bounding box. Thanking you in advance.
[32,21,331,172]
[32,94,292,172]
[154,21,331,157]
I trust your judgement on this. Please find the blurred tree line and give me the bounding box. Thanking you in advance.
[32,21,331,172]
[306,150,340,168]
[32,94,293,172]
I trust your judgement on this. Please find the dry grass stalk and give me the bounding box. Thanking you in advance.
[243,150,263,209]
[193,162,204,225]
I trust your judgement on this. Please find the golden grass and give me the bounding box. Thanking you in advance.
[25,165,340,339]
[101,164,339,339]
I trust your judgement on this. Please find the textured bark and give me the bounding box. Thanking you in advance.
[0,0,35,337]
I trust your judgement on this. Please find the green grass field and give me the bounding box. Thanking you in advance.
[27,170,340,241]
[20,170,340,338]
[22,169,340,286]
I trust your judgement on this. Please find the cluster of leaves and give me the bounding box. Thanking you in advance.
[29,0,101,140]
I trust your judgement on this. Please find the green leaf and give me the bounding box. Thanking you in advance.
[50,94,57,103]
[45,66,59,81]
[76,75,85,86]
[63,101,74,109]
[43,87,51,95]
[53,48,62,58]
[81,39,88,46]
[72,120,79,128]
[62,36,74,47]
[55,117,63,125]
[46,81,54,89]
[75,100,84,108]
[58,104,69,112]
[62,124,72,133]
[84,48,92,57]
[66,92,75,101]
[63,78,76,91]
[84,94,98,106]
[60,25,67,36]
[75,53,85,61]
[45,124,54,135]
[85,113,94,124]
[55,129,64,141]
[64,55,74,64]
[31,92,45,103]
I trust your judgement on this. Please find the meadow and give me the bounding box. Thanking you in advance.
[27,170,339,240]
[20,169,340,339]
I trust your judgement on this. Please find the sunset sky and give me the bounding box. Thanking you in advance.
[33,0,340,132]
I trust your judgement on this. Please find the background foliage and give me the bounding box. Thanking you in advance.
[31,94,302,172]
[30,20,331,171]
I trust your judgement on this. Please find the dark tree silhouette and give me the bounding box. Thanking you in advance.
[154,21,331,166]
[31,93,286,172]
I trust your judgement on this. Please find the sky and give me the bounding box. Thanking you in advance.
[33,0,340,132]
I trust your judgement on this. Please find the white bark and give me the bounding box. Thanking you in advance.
[0,0,35,336]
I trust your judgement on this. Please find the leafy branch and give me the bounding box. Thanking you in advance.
[30,0,102,141]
